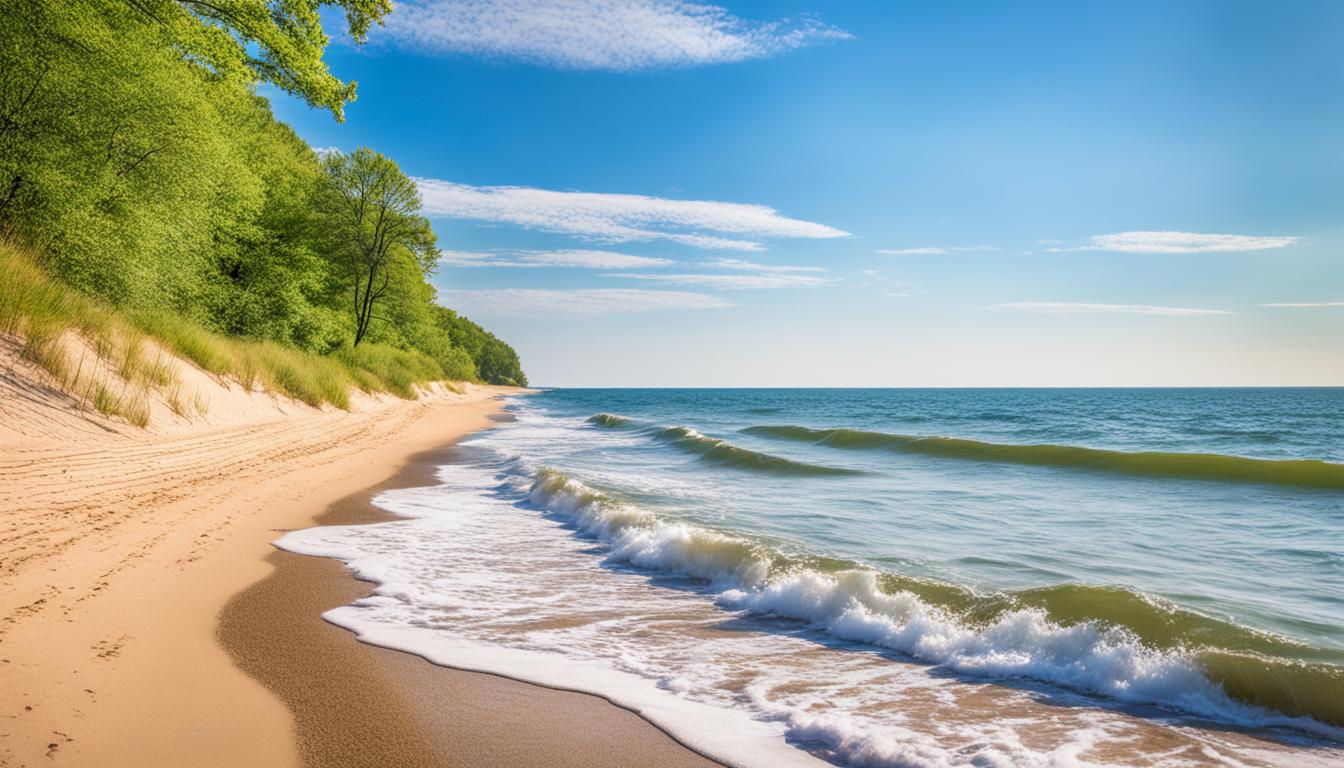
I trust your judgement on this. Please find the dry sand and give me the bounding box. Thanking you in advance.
[0,341,718,768]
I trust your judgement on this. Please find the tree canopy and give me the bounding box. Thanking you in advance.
[319,148,437,346]
[128,0,391,119]
[0,0,525,386]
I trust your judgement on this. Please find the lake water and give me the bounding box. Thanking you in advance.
[280,388,1344,767]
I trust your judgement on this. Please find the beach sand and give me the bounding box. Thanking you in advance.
[220,441,721,768]
[0,359,717,768]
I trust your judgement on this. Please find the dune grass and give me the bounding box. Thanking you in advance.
[1,238,458,424]
[0,238,160,424]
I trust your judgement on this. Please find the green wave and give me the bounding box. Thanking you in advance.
[743,425,1344,489]
[785,560,1344,726]
[1202,650,1344,727]
[968,582,1344,726]
[653,426,862,477]
[587,412,633,428]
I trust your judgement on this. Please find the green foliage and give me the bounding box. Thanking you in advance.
[317,148,438,347]
[0,0,525,403]
[128,0,391,120]
[434,306,528,386]
[4,0,228,309]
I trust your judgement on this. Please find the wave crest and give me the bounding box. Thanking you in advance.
[530,467,772,585]
[587,412,632,428]
[526,467,1344,734]
[654,426,861,476]
[744,425,1344,489]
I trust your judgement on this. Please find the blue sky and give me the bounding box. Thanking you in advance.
[272,0,1343,386]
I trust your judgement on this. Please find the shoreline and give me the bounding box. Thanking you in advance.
[0,380,716,767]
[220,436,723,768]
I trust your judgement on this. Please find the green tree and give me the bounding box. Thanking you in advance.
[319,148,437,346]
[433,306,527,386]
[0,0,526,388]
[1,0,249,309]
[127,0,391,119]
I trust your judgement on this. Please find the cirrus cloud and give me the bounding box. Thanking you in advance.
[607,272,828,289]
[415,178,849,252]
[439,288,730,315]
[438,249,673,268]
[994,302,1232,316]
[877,245,1000,256]
[1261,301,1344,308]
[378,0,850,70]
[1046,231,1300,254]
[701,257,827,273]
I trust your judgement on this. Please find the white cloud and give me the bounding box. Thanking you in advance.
[1047,231,1300,254]
[312,146,342,159]
[439,249,672,268]
[994,302,1232,316]
[415,178,849,252]
[379,0,849,70]
[1260,301,1344,308]
[877,245,999,255]
[608,272,827,289]
[439,288,730,315]
[878,247,947,255]
[701,257,827,273]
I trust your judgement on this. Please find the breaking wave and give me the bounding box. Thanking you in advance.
[527,466,1344,736]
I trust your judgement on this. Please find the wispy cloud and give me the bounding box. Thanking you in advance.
[378,0,849,70]
[415,178,849,252]
[439,288,730,315]
[877,246,999,255]
[701,257,827,273]
[994,302,1232,316]
[438,249,672,268]
[607,272,828,289]
[1046,231,1300,254]
[883,281,925,298]
[1260,301,1344,308]
[857,268,924,297]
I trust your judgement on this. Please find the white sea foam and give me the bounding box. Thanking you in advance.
[279,464,825,768]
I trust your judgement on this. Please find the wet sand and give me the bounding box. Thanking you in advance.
[219,440,722,768]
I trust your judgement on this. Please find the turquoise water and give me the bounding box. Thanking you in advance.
[283,387,1344,766]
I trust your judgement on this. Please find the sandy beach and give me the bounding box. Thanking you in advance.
[0,358,715,767]
[219,440,720,768]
